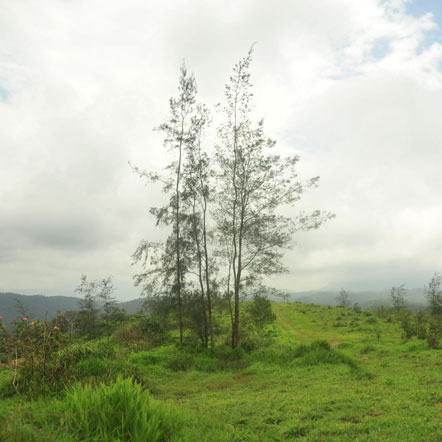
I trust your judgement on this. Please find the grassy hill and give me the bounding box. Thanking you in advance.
[0,301,440,441]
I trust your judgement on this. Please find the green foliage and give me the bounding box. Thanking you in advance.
[76,275,99,338]
[57,339,115,364]
[2,318,73,395]
[337,288,351,307]
[244,293,276,335]
[426,273,442,315]
[166,350,194,372]
[114,313,169,349]
[399,310,442,348]
[74,357,110,377]
[427,316,442,349]
[251,340,358,369]
[60,377,182,441]
[360,344,376,354]
[391,284,407,311]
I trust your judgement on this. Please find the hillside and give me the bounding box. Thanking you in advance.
[0,301,440,440]
[0,292,145,325]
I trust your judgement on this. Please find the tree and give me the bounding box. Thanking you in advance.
[181,102,216,348]
[353,302,361,313]
[132,64,199,345]
[215,47,334,347]
[97,277,117,343]
[337,288,350,308]
[14,298,29,319]
[426,273,442,315]
[390,284,407,311]
[76,275,99,337]
[245,292,276,335]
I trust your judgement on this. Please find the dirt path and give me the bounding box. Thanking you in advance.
[273,304,312,338]
[273,305,350,346]
[275,314,290,332]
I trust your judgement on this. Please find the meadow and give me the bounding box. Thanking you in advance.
[0,302,441,441]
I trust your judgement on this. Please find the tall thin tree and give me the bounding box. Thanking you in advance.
[215,48,334,348]
[182,103,215,348]
[132,64,197,345]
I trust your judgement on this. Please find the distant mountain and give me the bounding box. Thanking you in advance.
[0,292,145,326]
[284,288,427,311]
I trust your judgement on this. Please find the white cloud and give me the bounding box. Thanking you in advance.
[1,0,442,299]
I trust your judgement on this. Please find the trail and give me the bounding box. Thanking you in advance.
[273,304,312,338]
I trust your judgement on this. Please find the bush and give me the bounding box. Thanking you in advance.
[360,345,376,354]
[240,334,263,353]
[114,314,169,349]
[58,377,183,441]
[57,340,115,365]
[287,341,356,368]
[252,340,357,369]
[166,351,194,372]
[75,357,110,377]
[427,317,442,349]
[244,294,276,334]
[3,319,73,396]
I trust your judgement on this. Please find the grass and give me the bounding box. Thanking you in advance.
[0,302,441,441]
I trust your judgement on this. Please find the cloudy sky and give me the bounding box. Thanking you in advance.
[1,0,442,300]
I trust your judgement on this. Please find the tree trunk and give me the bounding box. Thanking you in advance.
[176,122,184,346]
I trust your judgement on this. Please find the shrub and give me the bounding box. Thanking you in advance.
[166,350,194,372]
[75,357,110,378]
[3,319,73,395]
[251,340,357,369]
[427,317,442,349]
[59,377,183,441]
[244,294,276,334]
[360,345,375,354]
[292,340,356,368]
[57,340,115,365]
[240,334,262,353]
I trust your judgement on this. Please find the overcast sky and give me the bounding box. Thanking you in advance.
[1,0,442,300]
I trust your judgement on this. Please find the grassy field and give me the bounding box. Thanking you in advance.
[0,302,441,441]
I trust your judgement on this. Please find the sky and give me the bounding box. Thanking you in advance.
[1,0,442,301]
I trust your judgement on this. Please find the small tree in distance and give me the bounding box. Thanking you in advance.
[76,275,99,338]
[390,284,407,311]
[97,277,117,343]
[337,289,350,308]
[426,273,442,315]
[246,292,276,335]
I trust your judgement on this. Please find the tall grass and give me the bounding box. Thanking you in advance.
[252,340,358,368]
[61,377,182,442]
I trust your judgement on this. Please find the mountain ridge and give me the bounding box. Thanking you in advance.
[0,292,145,326]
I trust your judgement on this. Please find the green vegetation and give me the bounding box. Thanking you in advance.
[0,300,441,441]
